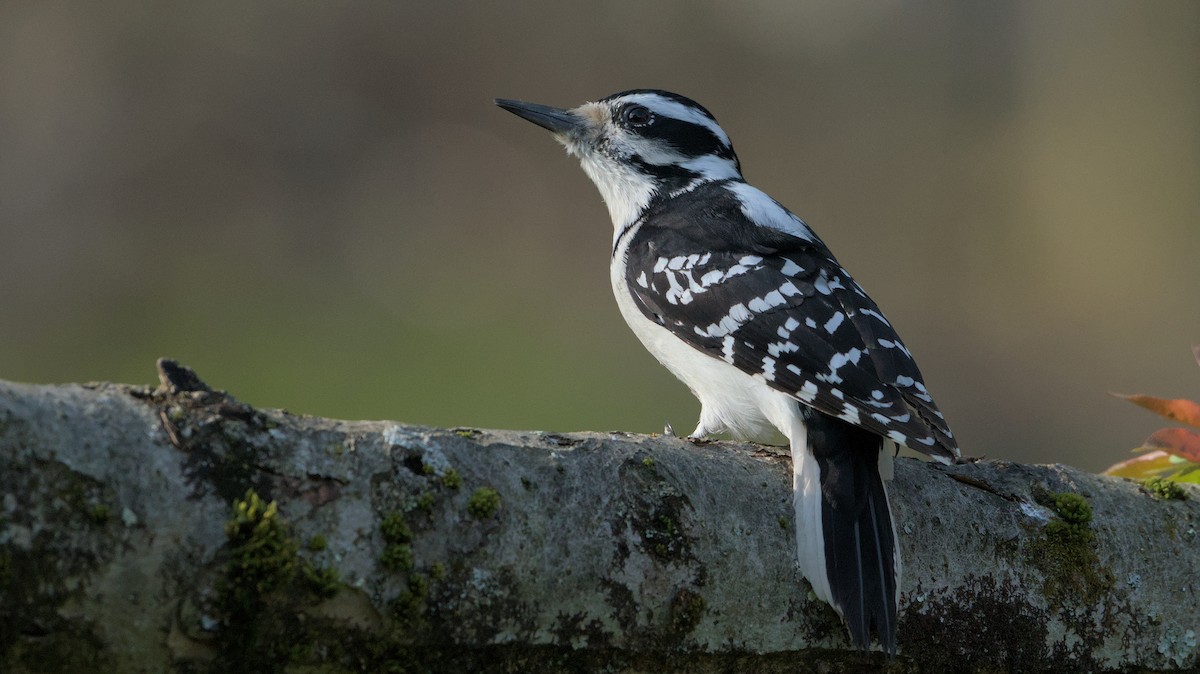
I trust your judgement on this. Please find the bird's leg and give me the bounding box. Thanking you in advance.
[687,411,723,444]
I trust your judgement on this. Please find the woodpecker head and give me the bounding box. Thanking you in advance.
[497,90,743,230]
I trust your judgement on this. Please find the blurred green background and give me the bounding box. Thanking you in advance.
[2,1,1197,473]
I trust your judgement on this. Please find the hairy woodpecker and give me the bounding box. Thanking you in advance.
[496,90,959,653]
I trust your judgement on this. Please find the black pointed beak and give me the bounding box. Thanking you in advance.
[495,98,582,134]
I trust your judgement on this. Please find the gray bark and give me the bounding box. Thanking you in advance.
[0,362,1197,673]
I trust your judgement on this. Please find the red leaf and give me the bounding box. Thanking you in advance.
[1113,393,1200,428]
[1142,427,1200,463]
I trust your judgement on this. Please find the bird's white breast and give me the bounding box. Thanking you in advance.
[610,224,798,442]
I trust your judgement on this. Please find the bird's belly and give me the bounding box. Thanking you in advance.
[611,265,792,441]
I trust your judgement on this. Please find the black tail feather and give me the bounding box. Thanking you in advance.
[805,408,898,654]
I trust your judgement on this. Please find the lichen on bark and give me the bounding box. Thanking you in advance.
[1,364,1198,672]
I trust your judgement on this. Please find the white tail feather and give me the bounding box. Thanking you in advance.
[788,416,834,606]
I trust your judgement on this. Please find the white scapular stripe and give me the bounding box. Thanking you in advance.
[725,182,815,242]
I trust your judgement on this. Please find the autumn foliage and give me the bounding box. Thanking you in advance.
[1104,346,1200,483]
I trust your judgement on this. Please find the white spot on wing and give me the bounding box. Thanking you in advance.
[717,315,739,335]
[721,335,736,363]
[767,341,798,357]
[837,403,860,425]
[762,356,776,381]
[860,307,892,327]
[664,272,684,305]
[823,312,845,334]
[828,348,862,373]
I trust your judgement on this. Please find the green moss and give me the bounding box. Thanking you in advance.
[408,573,428,599]
[467,487,501,519]
[302,563,341,599]
[1143,477,1188,501]
[307,534,327,552]
[442,468,462,490]
[211,488,353,672]
[219,489,299,614]
[88,504,110,525]
[642,457,655,467]
[381,512,413,543]
[1025,491,1113,610]
[389,571,435,627]
[1052,492,1092,525]
[381,544,414,573]
[657,515,676,537]
[415,492,435,510]
[430,562,445,581]
[422,463,436,476]
[778,515,788,530]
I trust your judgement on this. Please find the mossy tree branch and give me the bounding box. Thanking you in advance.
[0,362,1197,673]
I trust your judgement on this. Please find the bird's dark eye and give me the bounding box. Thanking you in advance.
[622,104,653,128]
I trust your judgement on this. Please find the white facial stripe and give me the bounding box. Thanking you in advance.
[636,141,739,183]
[615,94,733,148]
[680,154,741,181]
[637,140,689,166]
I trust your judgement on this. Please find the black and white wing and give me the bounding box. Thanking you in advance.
[623,181,958,460]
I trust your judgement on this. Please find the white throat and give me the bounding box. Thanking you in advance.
[577,153,657,243]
